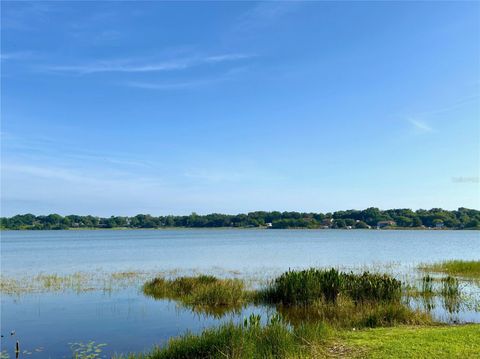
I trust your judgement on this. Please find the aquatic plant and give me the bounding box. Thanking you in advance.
[70,341,107,359]
[275,297,431,329]
[440,276,462,314]
[419,260,480,280]
[143,275,253,313]
[260,268,401,305]
[116,315,329,359]
[421,275,435,296]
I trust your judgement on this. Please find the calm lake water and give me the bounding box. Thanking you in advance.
[1,229,479,358]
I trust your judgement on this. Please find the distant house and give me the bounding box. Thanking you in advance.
[322,218,333,229]
[265,222,273,228]
[377,220,396,229]
[435,221,445,229]
[322,218,334,227]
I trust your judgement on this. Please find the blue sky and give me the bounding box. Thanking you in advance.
[1,1,479,216]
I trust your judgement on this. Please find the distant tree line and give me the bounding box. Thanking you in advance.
[1,208,479,230]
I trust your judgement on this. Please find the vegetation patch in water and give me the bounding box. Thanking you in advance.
[143,269,430,328]
[260,268,402,305]
[143,275,254,314]
[70,341,107,359]
[419,260,480,279]
[276,297,431,329]
[116,314,330,359]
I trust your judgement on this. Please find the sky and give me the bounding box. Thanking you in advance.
[1,1,479,216]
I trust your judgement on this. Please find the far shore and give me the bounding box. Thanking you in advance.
[1,226,476,231]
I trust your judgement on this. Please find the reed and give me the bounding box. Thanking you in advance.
[260,268,401,305]
[143,275,253,312]
[117,315,330,359]
[421,275,435,296]
[275,297,431,329]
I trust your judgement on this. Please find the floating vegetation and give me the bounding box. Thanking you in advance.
[70,341,107,359]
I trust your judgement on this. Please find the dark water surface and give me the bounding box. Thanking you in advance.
[1,229,479,358]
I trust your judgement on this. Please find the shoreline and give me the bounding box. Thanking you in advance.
[1,227,476,231]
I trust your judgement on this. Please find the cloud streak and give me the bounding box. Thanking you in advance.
[123,66,248,90]
[407,118,433,133]
[0,51,33,61]
[42,53,253,75]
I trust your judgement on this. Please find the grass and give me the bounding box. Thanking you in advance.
[117,314,330,359]
[419,260,480,279]
[116,317,479,359]
[144,270,430,328]
[260,268,402,305]
[337,324,480,358]
[0,270,155,295]
[276,297,431,329]
[143,275,255,316]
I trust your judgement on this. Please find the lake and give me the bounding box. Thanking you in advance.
[1,229,479,358]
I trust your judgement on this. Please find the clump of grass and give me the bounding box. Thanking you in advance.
[441,276,460,298]
[260,268,401,305]
[421,275,435,296]
[276,297,431,329]
[117,315,330,359]
[143,275,253,314]
[419,260,480,279]
[440,276,462,314]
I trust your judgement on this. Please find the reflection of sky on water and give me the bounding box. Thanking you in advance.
[1,229,479,358]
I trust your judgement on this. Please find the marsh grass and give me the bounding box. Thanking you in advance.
[143,270,430,329]
[276,297,432,329]
[260,268,402,305]
[421,275,435,296]
[143,275,256,315]
[0,270,153,295]
[419,260,480,280]
[117,314,330,359]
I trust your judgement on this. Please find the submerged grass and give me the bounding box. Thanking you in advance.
[419,260,480,279]
[0,270,155,295]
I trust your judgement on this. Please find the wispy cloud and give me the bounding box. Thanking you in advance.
[404,95,478,134]
[232,2,300,33]
[407,118,433,133]
[0,51,33,61]
[124,66,248,90]
[42,53,254,75]
[415,94,479,117]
